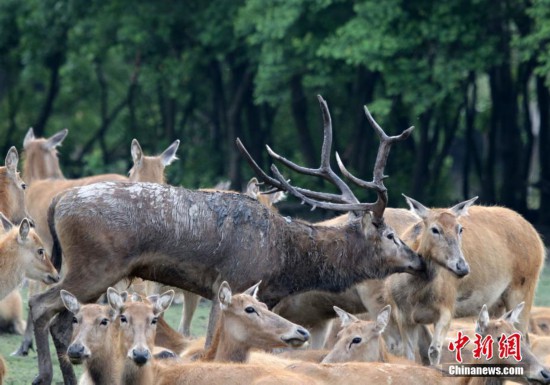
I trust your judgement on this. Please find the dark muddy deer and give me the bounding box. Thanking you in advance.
[29,95,422,385]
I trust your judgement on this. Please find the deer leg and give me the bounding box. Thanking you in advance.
[178,291,200,336]
[205,299,220,348]
[383,314,404,355]
[417,324,433,366]
[50,309,76,385]
[503,286,532,341]
[399,323,419,362]
[428,309,451,365]
[11,311,34,356]
[309,320,331,349]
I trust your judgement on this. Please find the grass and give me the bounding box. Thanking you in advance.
[2,264,550,384]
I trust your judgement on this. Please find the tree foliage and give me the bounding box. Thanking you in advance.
[2,0,550,223]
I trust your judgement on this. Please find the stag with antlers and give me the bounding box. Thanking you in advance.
[29,95,422,385]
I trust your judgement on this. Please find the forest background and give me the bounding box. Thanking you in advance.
[2,0,550,224]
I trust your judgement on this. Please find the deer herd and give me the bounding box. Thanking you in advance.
[0,95,549,385]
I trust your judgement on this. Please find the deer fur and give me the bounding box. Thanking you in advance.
[530,306,550,336]
[385,197,545,366]
[0,354,5,385]
[0,289,26,335]
[0,215,59,300]
[187,281,308,363]
[0,147,28,225]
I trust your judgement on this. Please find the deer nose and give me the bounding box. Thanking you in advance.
[46,274,60,284]
[297,328,310,341]
[67,344,88,360]
[132,348,151,366]
[455,260,470,277]
[541,368,550,381]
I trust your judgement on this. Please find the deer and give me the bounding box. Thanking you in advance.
[178,281,309,363]
[28,95,423,385]
[0,354,5,385]
[382,195,545,367]
[13,136,179,357]
[0,289,26,335]
[60,287,175,385]
[0,146,29,225]
[0,214,59,300]
[530,307,550,336]
[285,303,550,385]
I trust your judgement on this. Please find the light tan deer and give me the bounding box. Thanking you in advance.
[0,354,5,385]
[0,146,28,225]
[0,290,26,335]
[0,214,59,300]
[384,195,545,366]
[180,281,309,363]
[530,307,550,336]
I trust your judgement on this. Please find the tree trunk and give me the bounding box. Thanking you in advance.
[290,75,317,168]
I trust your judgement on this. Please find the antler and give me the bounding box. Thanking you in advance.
[236,95,413,222]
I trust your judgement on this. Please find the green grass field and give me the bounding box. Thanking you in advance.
[1,265,550,384]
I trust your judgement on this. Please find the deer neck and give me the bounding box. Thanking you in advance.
[121,361,154,385]
[204,315,249,363]
[85,344,121,385]
[22,151,65,185]
[264,220,373,306]
[378,338,390,363]
[0,237,25,299]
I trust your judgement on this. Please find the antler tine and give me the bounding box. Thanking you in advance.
[265,95,359,204]
[333,106,414,221]
[270,165,372,212]
[236,138,349,203]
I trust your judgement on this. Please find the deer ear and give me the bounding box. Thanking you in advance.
[375,305,391,334]
[18,218,30,241]
[60,290,81,314]
[268,191,287,205]
[0,213,13,232]
[5,146,19,174]
[476,304,490,335]
[246,178,260,198]
[450,196,478,217]
[23,127,36,148]
[403,194,430,220]
[107,287,125,313]
[131,139,143,164]
[160,140,180,166]
[333,306,359,328]
[218,281,232,310]
[151,290,175,315]
[243,281,261,299]
[45,128,68,150]
[501,302,525,325]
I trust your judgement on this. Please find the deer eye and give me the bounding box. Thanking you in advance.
[458,227,464,235]
[431,227,440,235]
[120,315,128,323]
[245,306,255,314]
[37,248,46,260]
[386,233,394,241]
[151,317,158,325]
[72,317,78,324]
[21,183,27,190]
[351,337,362,344]
[100,318,109,326]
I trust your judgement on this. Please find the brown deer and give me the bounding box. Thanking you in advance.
[286,303,550,385]
[0,214,59,299]
[0,290,26,335]
[384,195,545,366]
[181,281,309,363]
[29,95,423,385]
[0,147,28,224]
[0,354,5,385]
[530,307,550,336]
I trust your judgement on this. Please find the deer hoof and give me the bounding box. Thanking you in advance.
[32,374,52,385]
[11,340,33,357]
[428,345,441,365]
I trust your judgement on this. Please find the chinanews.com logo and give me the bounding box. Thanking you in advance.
[443,331,525,377]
